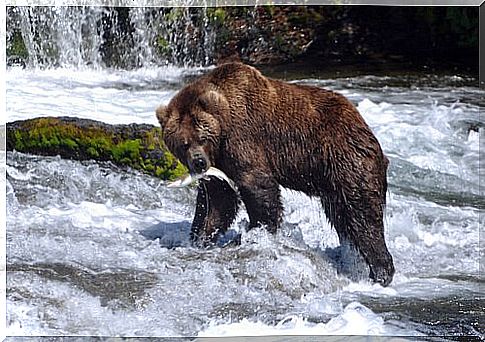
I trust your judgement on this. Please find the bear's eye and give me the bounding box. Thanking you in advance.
[199,97,210,110]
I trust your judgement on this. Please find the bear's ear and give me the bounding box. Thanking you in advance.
[155,105,169,130]
[199,90,228,112]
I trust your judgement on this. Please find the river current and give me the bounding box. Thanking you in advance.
[4,66,483,338]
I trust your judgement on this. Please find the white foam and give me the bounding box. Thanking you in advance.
[5,66,199,125]
[358,97,480,183]
[198,302,413,336]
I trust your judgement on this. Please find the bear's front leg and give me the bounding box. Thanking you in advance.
[190,178,239,246]
[236,171,283,233]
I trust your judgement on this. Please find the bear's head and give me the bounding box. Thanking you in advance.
[156,85,229,175]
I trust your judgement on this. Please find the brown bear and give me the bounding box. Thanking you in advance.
[156,62,395,286]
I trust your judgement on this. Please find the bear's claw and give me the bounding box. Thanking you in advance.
[369,263,395,287]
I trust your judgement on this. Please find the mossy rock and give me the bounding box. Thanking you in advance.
[6,116,187,181]
[7,29,28,65]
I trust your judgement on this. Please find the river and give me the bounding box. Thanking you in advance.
[4,65,483,338]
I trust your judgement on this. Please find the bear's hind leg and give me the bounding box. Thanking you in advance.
[322,190,395,286]
[191,178,239,246]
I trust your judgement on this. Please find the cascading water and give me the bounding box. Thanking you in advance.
[127,7,215,68]
[10,6,111,68]
[7,6,218,69]
[128,8,162,68]
[153,7,216,67]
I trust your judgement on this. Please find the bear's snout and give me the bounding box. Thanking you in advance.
[189,151,209,174]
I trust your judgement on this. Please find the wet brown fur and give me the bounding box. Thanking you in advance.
[156,62,395,286]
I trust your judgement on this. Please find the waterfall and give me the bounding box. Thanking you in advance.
[148,7,216,67]
[10,7,111,68]
[7,6,217,69]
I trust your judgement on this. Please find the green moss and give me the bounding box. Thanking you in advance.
[7,30,28,60]
[62,138,78,149]
[144,129,161,150]
[171,162,188,180]
[86,147,99,158]
[208,8,227,26]
[162,150,188,180]
[83,136,110,158]
[154,166,164,178]
[112,139,141,162]
[165,8,185,23]
[13,130,25,150]
[156,36,171,56]
[143,162,155,172]
[119,157,132,165]
[7,117,188,181]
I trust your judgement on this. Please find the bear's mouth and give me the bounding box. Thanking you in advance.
[188,151,210,175]
[188,159,208,174]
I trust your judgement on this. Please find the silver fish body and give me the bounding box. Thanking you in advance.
[166,167,237,192]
